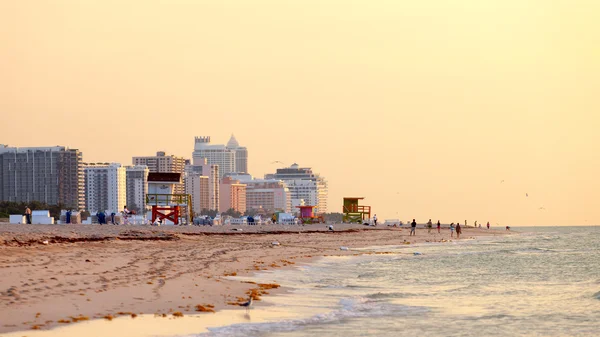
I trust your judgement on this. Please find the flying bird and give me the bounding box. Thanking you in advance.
[538,207,546,210]
[271,161,284,165]
[501,180,505,183]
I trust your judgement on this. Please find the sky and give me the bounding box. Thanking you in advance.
[2,0,599,226]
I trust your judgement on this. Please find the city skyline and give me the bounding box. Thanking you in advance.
[2,1,598,225]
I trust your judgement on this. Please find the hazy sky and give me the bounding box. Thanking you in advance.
[2,1,599,225]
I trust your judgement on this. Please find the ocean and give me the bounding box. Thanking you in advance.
[195,226,600,337]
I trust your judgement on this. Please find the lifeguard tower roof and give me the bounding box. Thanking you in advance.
[148,172,181,183]
[148,172,181,184]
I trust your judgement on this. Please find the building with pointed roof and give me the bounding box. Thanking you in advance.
[226,134,239,148]
[192,135,248,177]
[226,134,248,174]
[192,136,235,177]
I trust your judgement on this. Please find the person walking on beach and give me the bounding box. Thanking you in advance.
[456,222,462,239]
[373,214,378,226]
[66,210,72,224]
[122,206,131,225]
[487,222,490,230]
[427,219,432,233]
[24,206,32,224]
[97,211,106,225]
[450,223,455,238]
[437,220,441,233]
[111,212,116,225]
[410,219,417,236]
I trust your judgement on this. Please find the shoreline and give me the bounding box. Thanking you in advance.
[0,224,508,335]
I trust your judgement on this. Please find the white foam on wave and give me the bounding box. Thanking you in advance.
[191,297,428,337]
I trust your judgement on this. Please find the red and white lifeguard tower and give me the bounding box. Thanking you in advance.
[146,172,192,225]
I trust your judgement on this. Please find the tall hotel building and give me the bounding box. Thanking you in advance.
[193,136,248,177]
[219,176,247,214]
[0,145,84,209]
[185,158,219,212]
[125,165,149,213]
[225,174,291,214]
[185,172,209,214]
[265,163,328,213]
[226,134,248,174]
[245,179,291,213]
[132,151,186,195]
[84,163,127,213]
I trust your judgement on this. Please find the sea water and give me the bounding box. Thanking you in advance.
[193,227,600,337]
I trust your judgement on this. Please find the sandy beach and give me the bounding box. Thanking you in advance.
[0,223,507,335]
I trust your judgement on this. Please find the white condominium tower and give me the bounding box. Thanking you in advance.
[265,163,328,213]
[192,136,234,177]
[185,172,209,215]
[84,163,127,213]
[185,158,220,212]
[125,165,149,213]
[226,134,248,174]
[193,135,247,177]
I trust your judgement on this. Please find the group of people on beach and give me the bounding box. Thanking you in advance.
[399,219,494,239]
[414,219,462,237]
[448,222,462,238]
[96,206,134,225]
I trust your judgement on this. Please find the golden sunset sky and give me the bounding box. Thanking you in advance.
[2,1,599,225]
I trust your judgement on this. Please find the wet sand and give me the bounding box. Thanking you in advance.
[0,223,507,335]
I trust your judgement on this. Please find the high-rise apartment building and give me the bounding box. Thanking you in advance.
[84,163,127,213]
[185,158,219,212]
[202,161,220,212]
[246,179,292,213]
[265,163,328,213]
[185,173,209,215]
[226,134,248,174]
[125,165,149,213]
[77,163,86,211]
[132,151,186,194]
[0,145,84,209]
[192,136,235,177]
[220,176,247,214]
[231,175,291,213]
